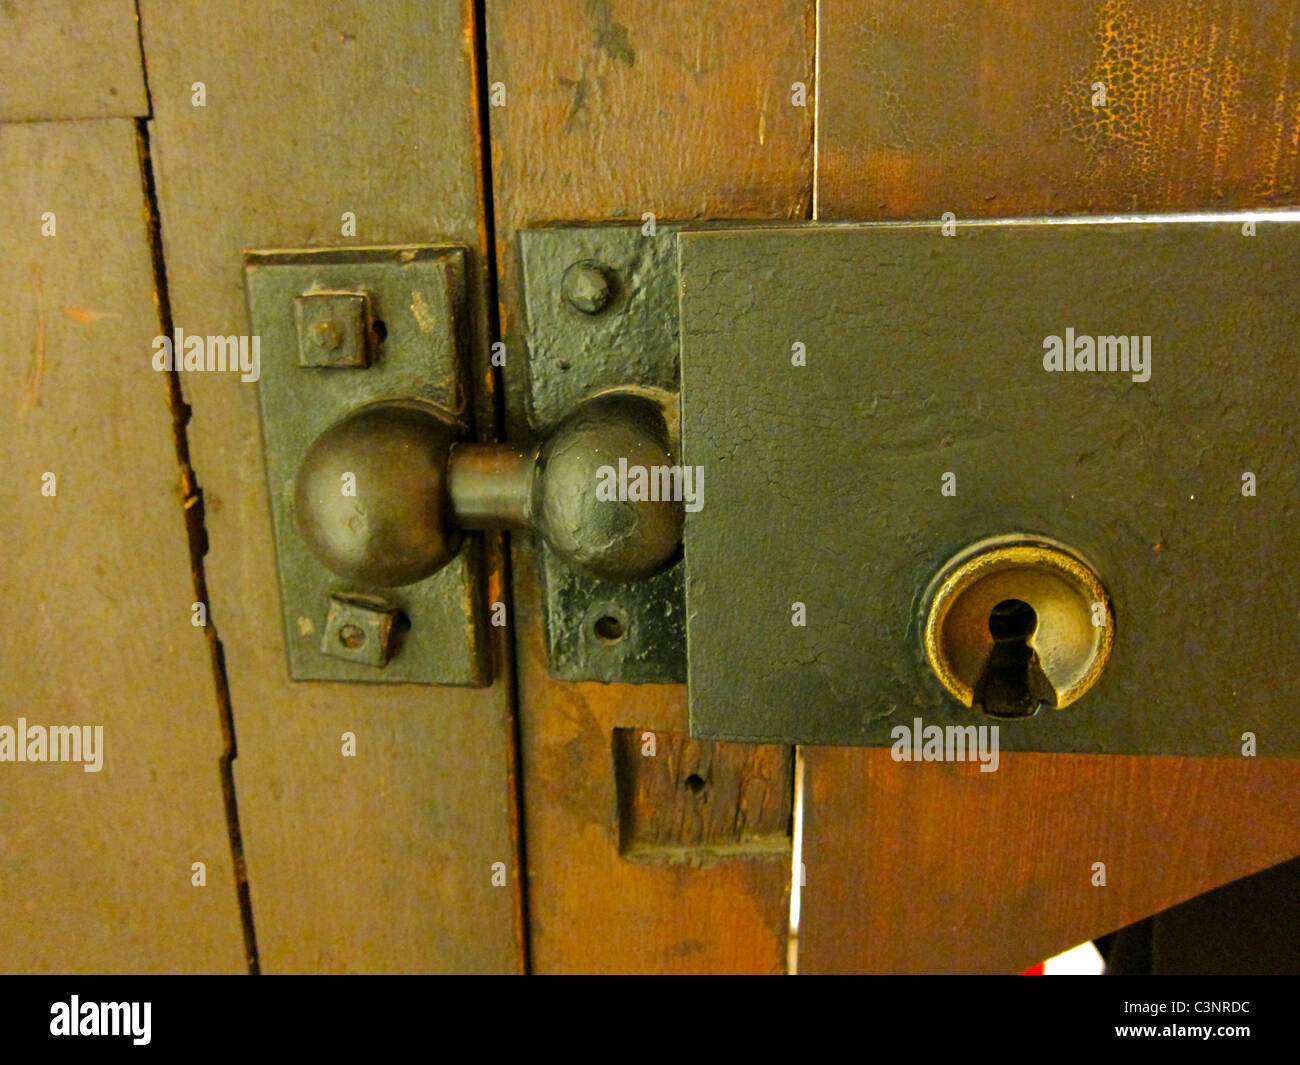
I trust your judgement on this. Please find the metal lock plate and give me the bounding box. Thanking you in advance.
[678,218,1300,754]
[519,223,688,683]
[245,245,487,685]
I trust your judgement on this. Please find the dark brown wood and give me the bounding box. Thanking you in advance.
[614,728,792,860]
[137,0,522,973]
[488,0,814,972]
[801,752,1300,972]
[801,0,1300,974]
[816,0,1300,220]
[0,0,148,121]
[0,118,244,972]
[503,566,793,973]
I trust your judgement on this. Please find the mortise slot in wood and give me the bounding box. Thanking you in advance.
[613,728,793,863]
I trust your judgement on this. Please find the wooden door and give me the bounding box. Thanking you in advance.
[3,0,1297,975]
[486,0,1300,974]
[0,0,246,973]
[135,1,524,972]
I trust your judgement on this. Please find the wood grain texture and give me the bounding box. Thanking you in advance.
[0,118,244,972]
[801,0,1300,973]
[0,0,148,121]
[801,753,1300,973]
[508,550,792,972]
[138,0,522,973]
[488,0,814,971]
[614,728,792,860]
[816,0,1300,219]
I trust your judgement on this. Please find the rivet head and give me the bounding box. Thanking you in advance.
[312,318,344,350]
[562,261,613,315]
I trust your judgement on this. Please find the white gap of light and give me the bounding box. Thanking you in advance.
[1043,941,1106,975]
[787,747,806,975]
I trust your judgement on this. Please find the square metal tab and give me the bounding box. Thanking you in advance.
[294,291,372,368]
[321,593,399,668]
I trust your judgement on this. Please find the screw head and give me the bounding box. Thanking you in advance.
[562,261,613,315]
[337,623,366,649]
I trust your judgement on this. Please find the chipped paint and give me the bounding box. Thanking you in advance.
[410,288,436,333]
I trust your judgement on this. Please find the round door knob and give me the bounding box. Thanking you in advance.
[531,392,683,583]
[293,392,684,589]
[921,535,1113,718]
[294,402,459,587]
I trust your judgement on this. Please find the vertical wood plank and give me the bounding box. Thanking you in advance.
[0,0,148,121]
[138,0,522,972]
[488,0,813,973]
[0,118,244,972]
[802,0,1300,973]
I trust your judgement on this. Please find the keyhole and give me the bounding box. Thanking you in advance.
[972,598,1058,718]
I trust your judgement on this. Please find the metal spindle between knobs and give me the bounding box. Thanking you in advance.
[293,392,683,588]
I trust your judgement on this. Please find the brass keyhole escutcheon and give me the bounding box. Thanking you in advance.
[922,536,1114,718]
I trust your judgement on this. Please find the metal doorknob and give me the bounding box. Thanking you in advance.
[294,391,683,587]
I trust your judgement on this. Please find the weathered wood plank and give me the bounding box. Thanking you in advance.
[0,0,148,121]
[614,728,792,861]
[816,0,1300,219]
[801,0,1300,973]
[138,0,521,973]
[488,0,813,973]
[802,752,1300,972]
[0,118,244,972]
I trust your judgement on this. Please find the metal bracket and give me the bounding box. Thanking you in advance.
[519,223,687,683]
[245,245,488,686]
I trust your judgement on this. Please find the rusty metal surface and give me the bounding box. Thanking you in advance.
[679,217,1300,753]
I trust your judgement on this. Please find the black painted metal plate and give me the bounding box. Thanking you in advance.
[679,218,1300,754]
[519,224,686,683]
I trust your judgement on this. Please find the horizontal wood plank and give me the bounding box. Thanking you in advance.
[0,1,148,121]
